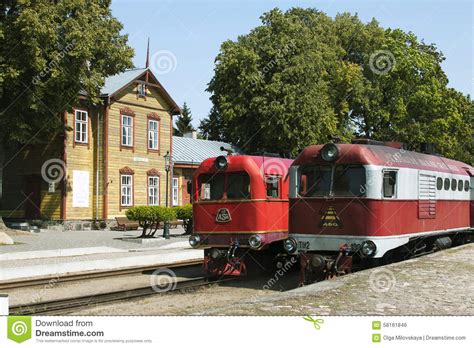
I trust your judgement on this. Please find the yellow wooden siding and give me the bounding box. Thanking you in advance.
[64,108,104,220]
[106,85,173,218]
[0,141,62,220]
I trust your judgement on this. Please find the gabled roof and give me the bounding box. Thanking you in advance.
[172,136,240,166]
[101,68,147,96]
[100,68,180,115]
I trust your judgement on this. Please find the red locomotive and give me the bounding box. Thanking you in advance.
[282,140,474,283]
[189,155,293,276]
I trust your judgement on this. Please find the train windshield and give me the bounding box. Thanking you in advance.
[198,172,250,201]
[299,165,366,197]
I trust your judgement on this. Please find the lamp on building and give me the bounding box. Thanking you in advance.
[163,151,171,239]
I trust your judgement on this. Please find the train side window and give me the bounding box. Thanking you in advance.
[436,177,443,190]
[226,172,250,199]
[383,171,397,198]
[457,179,463,191]
[444,178,450,190]
[451,178,457,191]
[465,180,470,192]
[266,176,280,199]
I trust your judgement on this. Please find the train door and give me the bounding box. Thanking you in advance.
[464,168,474,228]
[418,171,436,219]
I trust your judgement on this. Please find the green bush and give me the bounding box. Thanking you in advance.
[126,206,176,238]
[174,204,193,235]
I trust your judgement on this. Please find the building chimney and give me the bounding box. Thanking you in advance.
[183,131,197,139]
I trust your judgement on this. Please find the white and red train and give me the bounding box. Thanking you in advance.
[189,140,473,281]
[283,140,473,283]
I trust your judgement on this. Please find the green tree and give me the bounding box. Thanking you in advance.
[0,0,134,146]
[174,204,193,235]
[173,102,195,136]
[204,7,473,162]
[198,106,225,140]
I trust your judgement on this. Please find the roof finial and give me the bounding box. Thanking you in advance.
[145,37,150,69]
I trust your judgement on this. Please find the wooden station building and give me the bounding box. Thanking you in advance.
[1,66,181,221]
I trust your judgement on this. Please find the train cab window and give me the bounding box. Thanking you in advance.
[465,180,470,192]
[383,171,397,198]
[199,173,224,200]
[444,178,450,190]
[226,172,250,199]
[458,179,463,191]
[266,176,280,198]
[333,165,366,197]
[436,177,443,190]
[299,165,331,197]
[451,178,457,191]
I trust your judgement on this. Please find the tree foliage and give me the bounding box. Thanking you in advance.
[173,102,195,136]
[0,0,134,146]
[204,8,473,163]
[126,206,176,238]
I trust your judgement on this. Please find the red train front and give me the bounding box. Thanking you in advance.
[282,140,474,283]
[188,155,293,276]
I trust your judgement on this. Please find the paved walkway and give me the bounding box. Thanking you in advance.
[200,244,474,316]
[0,227,202,282]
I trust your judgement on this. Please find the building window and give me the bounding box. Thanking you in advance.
[121,175,133,206]
[148,176,159,206]
[75,110,88,144]
[148,119,159,150]
[172,177,179,206]
[138,83,146,97]
[121,115,133,147]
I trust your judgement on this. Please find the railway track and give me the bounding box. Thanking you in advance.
[9,276,233,316]
[0,259,203,290]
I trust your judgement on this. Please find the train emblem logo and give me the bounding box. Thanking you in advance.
[7,316,32,343]
[216,208,232,223]
[320,206,342,228]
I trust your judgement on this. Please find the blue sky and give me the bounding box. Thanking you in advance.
[111,0,473,127]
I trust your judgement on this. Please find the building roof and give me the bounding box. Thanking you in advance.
[101,68,147,96]
[172,136,240,166]
[99,67,181,115]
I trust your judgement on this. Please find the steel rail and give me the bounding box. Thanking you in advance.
[0,259,203,290]
[9,276,232,316]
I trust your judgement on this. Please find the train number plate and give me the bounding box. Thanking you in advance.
[298,241,310,250]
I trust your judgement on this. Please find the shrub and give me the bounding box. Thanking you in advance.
[174,204,193,235]
[126,206,176,238]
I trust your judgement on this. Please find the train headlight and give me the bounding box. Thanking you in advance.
[321,143,339,162]
[189,234,201,248]
[361,240,377,257]
[248,234,263,249]
[283,238,297,254]
[215,156,228,170]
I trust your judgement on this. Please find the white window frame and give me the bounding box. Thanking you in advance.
[148,176,160,206]
[172,177,179,206]
[138,83,146,97]
[75,110,88,144]
[121,175,133,207]
[148,119,159,150]
[121,115,133,147]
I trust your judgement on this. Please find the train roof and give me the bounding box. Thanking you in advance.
[293,144,473,176]
[197,155,293,176]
